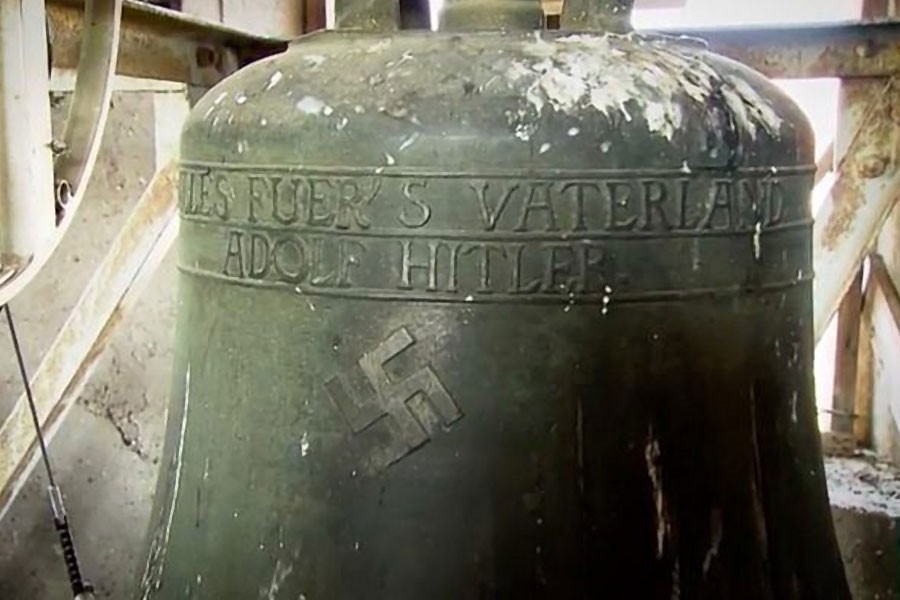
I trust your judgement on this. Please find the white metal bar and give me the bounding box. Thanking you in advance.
[0,0,123,307]
[0,0,56,274]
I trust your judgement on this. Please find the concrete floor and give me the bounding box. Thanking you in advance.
[0,89,897,600]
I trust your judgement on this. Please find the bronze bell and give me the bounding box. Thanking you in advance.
[136,0,850,597]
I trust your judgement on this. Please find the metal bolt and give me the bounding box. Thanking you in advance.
[195,46,218,69]
[854,42,873,58]
[859,155,889,179]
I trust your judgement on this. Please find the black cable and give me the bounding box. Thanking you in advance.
[3,304,93,598]
[3,305,56,486]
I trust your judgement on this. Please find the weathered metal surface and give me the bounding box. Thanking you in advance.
[55,0,122,221]
[0,0,122,309]
[334,0,400,30]
[561,0,633,31]
[654,20,900,79]
[138,17,848,597]
[0,163,179,522]
[813,78,900,342]
[47,0,287,85]
[0,0,56,297]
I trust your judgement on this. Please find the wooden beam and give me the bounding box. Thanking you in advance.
[831,267,865,436]
[813,78,900,342]
[815,142,835,188]
[48,0,286,85]
[854,262,876,447]
[870,253,900,330]
[867,273,900,463]
[656,20,900,79]
[181,0,305,37]
[0,163,178,521]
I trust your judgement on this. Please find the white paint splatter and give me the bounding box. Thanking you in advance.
[213,91,228,106]
[354,105,366,114]
[399,133,420,152]
[539,143,552,154]
[295,96,328,115]
[753,221,762,260]
[567,127,580,137]
[235,93,248,105]
[384,153,396,165]
[300,432,310,457]
[260,118,268,126]
[263,560,294,600]
[505,34,783,141]
[266,71,283,91]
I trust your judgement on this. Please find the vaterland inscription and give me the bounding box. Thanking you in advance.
[178,162,814,303]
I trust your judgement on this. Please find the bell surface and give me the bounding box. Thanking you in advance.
[136,17,851,600]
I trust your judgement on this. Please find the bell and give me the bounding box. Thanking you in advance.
[136,0,850,597]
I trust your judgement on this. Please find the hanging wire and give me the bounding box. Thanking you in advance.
[4,305,56,486]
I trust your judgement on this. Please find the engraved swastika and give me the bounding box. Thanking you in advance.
[325,327,461,472]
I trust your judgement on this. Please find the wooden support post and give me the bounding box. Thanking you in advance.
[813,78,900,342]
[831,266,864,438]
[305,0,327,31]
[866,253,900,462]
[870,254,900,329]
[181,0,305,37]
[815,141,835,188]
[854,262,876,447]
